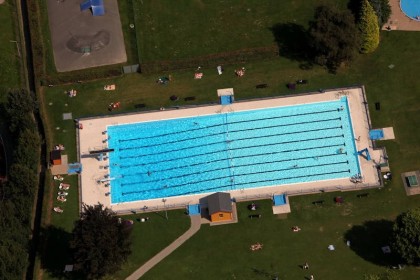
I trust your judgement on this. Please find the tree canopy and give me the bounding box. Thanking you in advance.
[0,88,40,279]
[392,207,420,265]
[309,5,361,72]
[368,0,391,27]
[359,0,380,53]
[71,204,133,279]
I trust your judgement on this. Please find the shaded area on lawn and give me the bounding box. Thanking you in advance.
[270,22,314,70]
[38,225,76,279]
[345,219,401,266]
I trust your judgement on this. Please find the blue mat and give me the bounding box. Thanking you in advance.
[220,95,233,105]
[188,204,201,216]
[369,129,384,140]
[273,194,287,206]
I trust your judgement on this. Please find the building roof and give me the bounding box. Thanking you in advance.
[207,192,232,215]
[50,150,61,160]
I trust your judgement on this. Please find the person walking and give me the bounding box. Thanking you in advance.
[310,275,314,280]
[303,262,309,269]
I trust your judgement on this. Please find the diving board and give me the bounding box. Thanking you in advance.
[272,194,291,214]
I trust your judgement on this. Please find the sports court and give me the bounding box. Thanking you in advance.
[46,0,126,72]
[77,87,384,213]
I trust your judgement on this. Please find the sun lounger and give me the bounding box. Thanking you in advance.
[60,183,70,189]
[54,175,64,181]
[53,207,63,213]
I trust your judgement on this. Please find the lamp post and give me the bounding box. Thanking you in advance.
[162,198,168,220]
[10,40,21,58]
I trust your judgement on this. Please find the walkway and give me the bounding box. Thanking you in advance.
[384,0,420,31]
[126,215,201,280]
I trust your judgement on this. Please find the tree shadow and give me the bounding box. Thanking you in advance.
[38,225,81,279]
[347,0,363,22]
[344,220,401,266]
[269,22,314,69]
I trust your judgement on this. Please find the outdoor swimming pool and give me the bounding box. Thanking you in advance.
[107,97,360,203]
[400,0,420,21]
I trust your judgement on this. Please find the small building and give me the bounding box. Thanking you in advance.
[50,150,62,165]
[207,192,233,222]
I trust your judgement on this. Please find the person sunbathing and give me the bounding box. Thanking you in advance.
[59,183,70,190]
[57,196,67,202]
[292,226,301,232]
[53,207,64,213]
[58,191,68,196]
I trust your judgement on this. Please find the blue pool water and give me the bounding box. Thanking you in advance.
[400,0,420,20]
[107,97,360,203]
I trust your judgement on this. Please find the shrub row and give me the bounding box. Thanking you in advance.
[139,45,280,74]
[40,67,123,86]
[0,89,40,279]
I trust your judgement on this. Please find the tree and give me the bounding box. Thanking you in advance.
[13,129,41,172]
[392,207,420,265]
[309,5,361,72]
[359,0,380,53]
[364,270,400,280]
[4,89,37,133]
[71,204,133,279]
[368,0,391,27]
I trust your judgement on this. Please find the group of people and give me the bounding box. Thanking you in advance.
[250,242,263,251]
[54,178,70,211]
[67,89,77,97]
[54,144,65,151]
[235,67,246,77]
[302,262,314,279]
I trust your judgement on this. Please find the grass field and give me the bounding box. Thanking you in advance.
[0,0,22,92]
[38,29,420,279]
[35,0,420,274]
[134,0,348,62]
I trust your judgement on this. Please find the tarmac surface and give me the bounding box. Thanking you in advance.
[46,0,126,72]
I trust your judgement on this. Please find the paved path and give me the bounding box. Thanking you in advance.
[126,215,201,280]
[385,0,420,31]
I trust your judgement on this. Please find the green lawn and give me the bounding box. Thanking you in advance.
[134,0,348,62]
[0,0,22,92]
[38,30,420,279]
[22,0,419,279]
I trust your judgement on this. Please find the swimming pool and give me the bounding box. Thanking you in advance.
[107,97,360,203]
[400,0,420,21]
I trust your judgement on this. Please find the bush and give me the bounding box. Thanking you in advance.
[359,0,380,54]
[309,5,361,72]
[369,0,391,27]
[140,46,279,74]
[392,207,420,265]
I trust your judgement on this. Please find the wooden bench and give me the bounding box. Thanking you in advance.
[249,214,262,219]
[312,200,324,206]
[357,193,369,198]
[256,84,268,89]
[184,96,196,101]
[134,104,146,109]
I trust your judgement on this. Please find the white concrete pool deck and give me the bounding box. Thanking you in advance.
[78,87,383,213]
